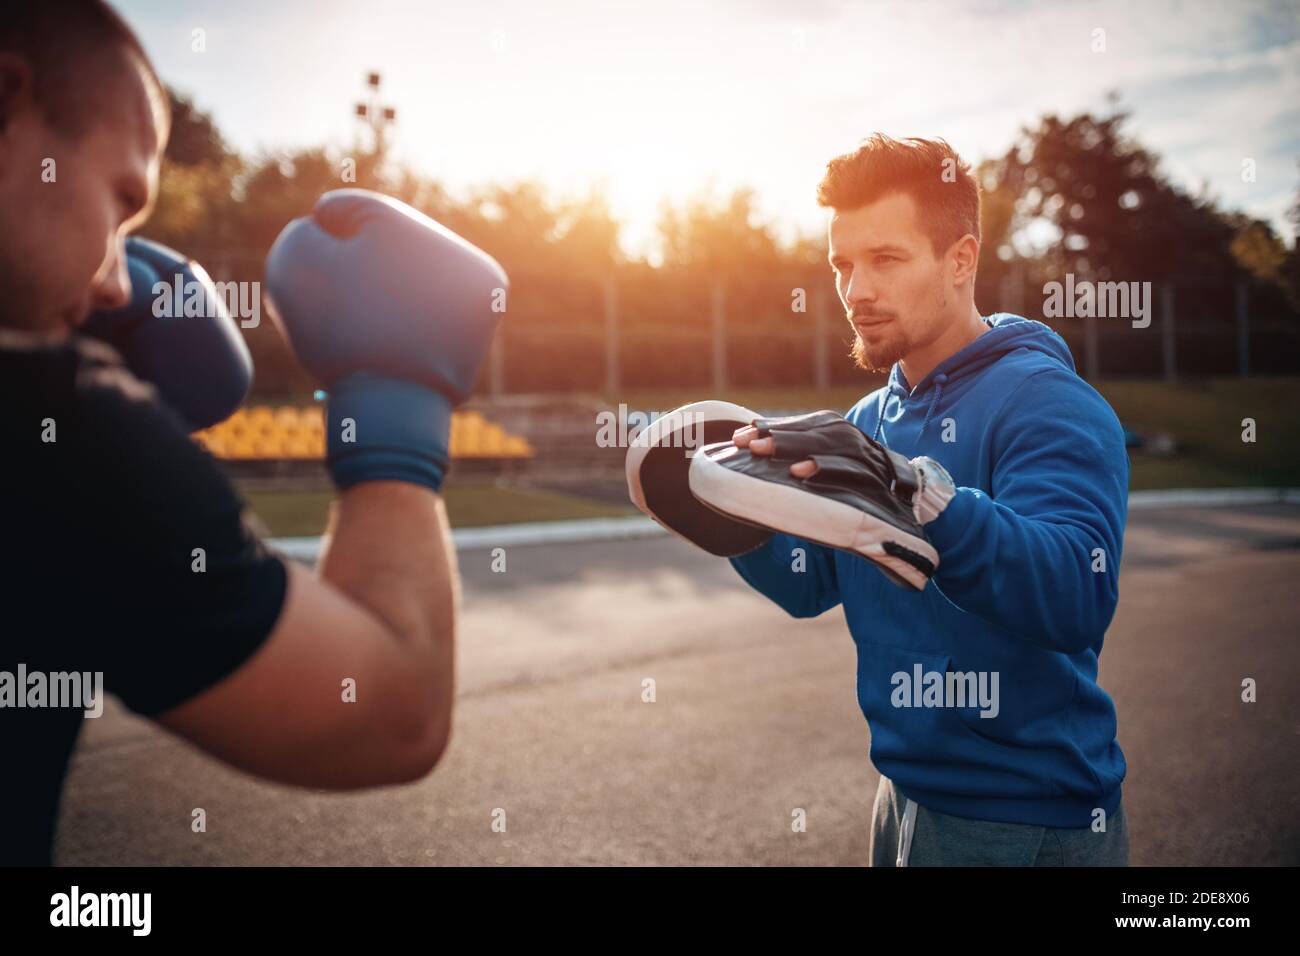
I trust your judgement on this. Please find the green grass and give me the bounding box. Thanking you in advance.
[610,377,1300,491]
[1096,378,1300,490]
[244,483,636,537]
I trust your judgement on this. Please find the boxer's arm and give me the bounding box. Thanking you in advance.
[155,482,457,789]
[58,348,457,790]
[68,368,456,789]
[160,192,508,787]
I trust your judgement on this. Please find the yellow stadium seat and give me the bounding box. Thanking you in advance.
[252,438,283,459]
[247,406,275,428]
[503,436,532,457]
[197,406,530,462]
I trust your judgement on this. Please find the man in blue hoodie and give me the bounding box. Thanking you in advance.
[729,135,1130,866]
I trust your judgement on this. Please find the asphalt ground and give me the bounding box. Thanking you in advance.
[54,503,1300,865]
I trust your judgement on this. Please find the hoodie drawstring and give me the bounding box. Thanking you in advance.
[919,373,947,439]
[875,371,948,443]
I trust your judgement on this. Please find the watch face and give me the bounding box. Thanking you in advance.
[918,457,953,487]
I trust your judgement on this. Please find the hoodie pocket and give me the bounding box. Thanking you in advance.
[859,641,1065,801]
[948,646,1075,798]
[857,643,981,770]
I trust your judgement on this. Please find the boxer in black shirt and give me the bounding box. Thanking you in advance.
[1,1,480,865]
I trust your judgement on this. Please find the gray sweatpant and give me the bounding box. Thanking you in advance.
[869,776,1130,866]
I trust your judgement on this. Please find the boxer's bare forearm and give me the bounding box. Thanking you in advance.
[318,482,458,737]
[320,482,456,645]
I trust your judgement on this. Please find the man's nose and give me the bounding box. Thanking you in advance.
[92,241,133,312]
[844,270,876,309]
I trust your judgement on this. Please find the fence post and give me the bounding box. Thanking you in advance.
[813,284,830,391]
[489,327,505,396]
[1236,282,1250,378]
[711,280,727,393]
[1161,284,1176,382]
[604,277,620,396]
[1084,314,1100,380]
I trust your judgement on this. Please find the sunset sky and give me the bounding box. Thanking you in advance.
[118,0,1300,257]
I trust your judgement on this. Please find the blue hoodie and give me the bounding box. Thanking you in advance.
[730,313,1128,828]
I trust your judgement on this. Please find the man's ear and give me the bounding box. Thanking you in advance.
[0,52,36,137]
[0,54,38,183]
[950,234,980,285]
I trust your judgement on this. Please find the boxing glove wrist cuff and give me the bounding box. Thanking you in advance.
[324,372,452,492]
[909,456,955,525]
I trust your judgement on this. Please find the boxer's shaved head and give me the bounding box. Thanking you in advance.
[0,0,169,335]
[0,0,168,141]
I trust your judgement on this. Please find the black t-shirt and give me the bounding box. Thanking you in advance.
[0,334,288,865]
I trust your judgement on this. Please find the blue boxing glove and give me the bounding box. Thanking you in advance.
[81,237,253,431]
[264,189,507,492]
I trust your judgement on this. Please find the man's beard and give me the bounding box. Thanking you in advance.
[849,322,909,372]
[848,288,946,372]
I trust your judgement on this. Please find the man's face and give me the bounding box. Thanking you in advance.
[0,54,162,336]
[828,192,953,373]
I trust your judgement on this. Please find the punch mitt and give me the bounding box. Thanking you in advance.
[688,410,943,590]
[626,400,773,557]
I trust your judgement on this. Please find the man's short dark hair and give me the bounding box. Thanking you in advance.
[0,0,167,138]
[817,134,981,255]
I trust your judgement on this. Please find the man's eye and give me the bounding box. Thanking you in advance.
[875,255,897,264]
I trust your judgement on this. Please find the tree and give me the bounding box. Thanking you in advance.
[1282,165,1300,311]
[1229,218,1287,283]
[145,89,241,262]
[656,187,782,277]
[164,89,229,167]
[986,107,1243,287]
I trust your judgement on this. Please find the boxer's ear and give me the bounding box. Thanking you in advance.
[0,53,36,138]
